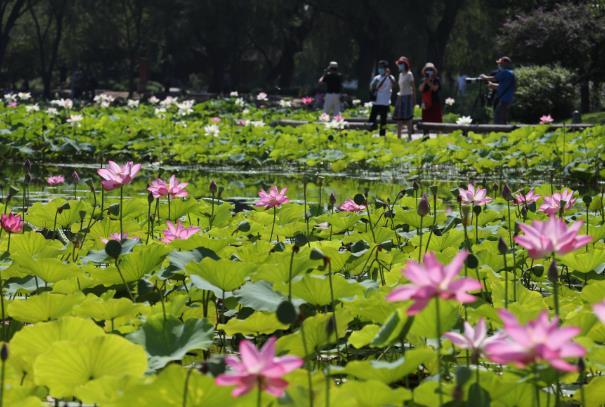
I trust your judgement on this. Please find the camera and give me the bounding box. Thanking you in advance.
[465,77,483,83]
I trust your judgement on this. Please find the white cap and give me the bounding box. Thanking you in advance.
[328,61,338,69]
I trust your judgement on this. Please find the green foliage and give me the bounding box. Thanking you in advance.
[513,65,576,122]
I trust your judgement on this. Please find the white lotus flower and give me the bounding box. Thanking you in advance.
[26,104,40,113]
[3,93,17,103]
[456,116,473,125]
[67,114,83,124]
[148,96,160,105]
[256,92,268,101]
[160,96,178,108]
[445,97,455,106]
[46,107,59,116]
[352,99,361,106]
[250,120,265,127]
[242,108,250,115]
[127,99,140,109]
[94,93,115,108]
[51,98,73,109]
[279,99,292,108]
[319,113,330,122]
[17,92,32,101]
[230,91,239,97]
[364,102,373,109]
[204,124,220,137]
[154,107,167,117]
[234,97,245,107]
[177,100,195,116]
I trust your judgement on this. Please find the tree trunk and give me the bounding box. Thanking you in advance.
[580,80,590,113]
[426,0,466,70]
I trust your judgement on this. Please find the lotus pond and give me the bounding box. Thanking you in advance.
[1,96,605,406]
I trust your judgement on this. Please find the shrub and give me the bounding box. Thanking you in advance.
[512,65,576,122]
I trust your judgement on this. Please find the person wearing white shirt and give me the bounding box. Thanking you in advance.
[368,60,395,136]
[393,56,416,140]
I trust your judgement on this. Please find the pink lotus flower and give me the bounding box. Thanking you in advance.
[215,337,303,397]
[101,233,139,244]
[515,216,590,259]
[161,221,200,244]
[147,175,189,199]
[386,251,482,315]
[97,161,141,191]
[256,186,289,209]
[539,189,576,216]
[333,114,344,122]
[459,184,492,206]
[301,97,314,105]
[485,309,585,372]
[540,115,554,124]
[47,175,65,186]
[444,318,503,361]
[339,199,366,213]
[1,213,23,233]
[514,189,541,206]
[593,301,605,325]
[211,116,221,124]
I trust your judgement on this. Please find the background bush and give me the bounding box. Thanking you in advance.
[512,65,576,122]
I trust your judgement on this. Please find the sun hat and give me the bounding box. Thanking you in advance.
[328,61,339,69]
[496,56,512,65]
[395,56,410,67]
[421,62,438,76]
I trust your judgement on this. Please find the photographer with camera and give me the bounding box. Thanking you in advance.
[318,61,343,116]
[480,56,516,125]
[368,60,396,136]
[419,62,442,123]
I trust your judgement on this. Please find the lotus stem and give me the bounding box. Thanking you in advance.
[418,216,424,262]
[209,190,215,230]
[288,248,296,302]
[256,377,262,407]
[300,322,314,407]
[119,186,124,239]
[503,252,509,309]
[365,201,376,243]
[269,207,277,242]
[115,259,134,301]
[182,367,193,407]
[435,296,444,407]
[167,195,171,222]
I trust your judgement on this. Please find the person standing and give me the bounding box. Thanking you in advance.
[393,56,416,139]
[419,62,443,123]
[318,61,343,116]
[481,56,516,125]
[368,60,395,136]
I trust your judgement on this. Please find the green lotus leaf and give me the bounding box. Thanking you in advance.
[220,311,288,336]
[11,256,76,283]
[234,280,290,312]
[27,199,92,229]
[186,258,252,292]
[127,315,214,370]
[348,324,381,349]
[94,243,169,284]
[108,364,234,407]
[561,249,605,274]
[277,272,364,306]
[33,334,147,398]
[9,316,105,375]
[348,289,398,324]
[409,299,459,340]
[331,379,411,406]
[73,295,147,322]
[341,348,434,384]
[8,292,85,323]
[9,232,64,259]
[276,310,354,357]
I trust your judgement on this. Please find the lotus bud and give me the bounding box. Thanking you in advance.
[502,184,513,201]
[329,192,336,209]
[417,193,430,217]
[583,195,592,206]
[72,170,80,183]
[23,159,31,173]
[147,190,154,204]
[0,343,7,361]
[473,205,482,215]
[292,244,300,254]
[209,180,217,194]
[498,237,508,255]
[547,260,558,284]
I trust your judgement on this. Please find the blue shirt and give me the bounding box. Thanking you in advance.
[495,69,515,104]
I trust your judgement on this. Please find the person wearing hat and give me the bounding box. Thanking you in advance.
[319,61,343,116]
[393,56,416,139]
[368,60,396,136]
[480,57,516,124]
[418,62,443,123]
